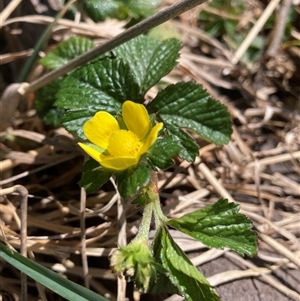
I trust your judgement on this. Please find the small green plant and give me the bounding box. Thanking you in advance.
[35,34,257,300]
[199,0,263,62]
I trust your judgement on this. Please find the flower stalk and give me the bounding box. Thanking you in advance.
[147,171,169,228]
[133,200,154,242]
[110,197,157,292]
[110,169,170,291]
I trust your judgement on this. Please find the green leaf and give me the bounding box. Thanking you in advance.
[152,227,220,301]
[78,158,112,193]
[167,199,257,256]
[121,0,160,18]
[148,268,179,295]
[55,57,141,139]
[40,37,94,70]
[116,165,150,198]
[114,36,181,95]
[35,79,64,126]
[148,22,182,41]
[148,82,232,146]
[78,0,160,21]
[147,135,181,169]
[36,37,95,127]
[60,109,94,139]
[78,0,120,22]
[0,242,109,301]
[164,122,199,162]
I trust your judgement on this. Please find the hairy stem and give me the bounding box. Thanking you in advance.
[134,200,154,242]
[148,171,169,228]
[133,170,169,242]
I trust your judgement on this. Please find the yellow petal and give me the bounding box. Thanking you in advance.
[140,122,163,154]
[100,156,140,171]
[122,101,150,140]
[84,111,119,149]
[78,142,102,163]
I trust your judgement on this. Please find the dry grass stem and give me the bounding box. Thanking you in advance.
[0,0,22,27]
[231,0,282,64]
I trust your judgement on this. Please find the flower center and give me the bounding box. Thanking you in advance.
[107,130,142,157]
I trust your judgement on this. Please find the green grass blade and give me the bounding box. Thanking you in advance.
[0,242,109,301]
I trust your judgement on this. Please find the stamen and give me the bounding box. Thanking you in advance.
[107,130,142,157]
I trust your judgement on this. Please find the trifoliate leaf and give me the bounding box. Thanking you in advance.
[78,158,112,193]
[35,78,64,127]
[152,226,220,301]
[147,135,181,169]
[55,57,141,139]
[114,36,181,95]
[148,82,232,147]
[167,199,257,256]
[116,165,151,198]
[40,37,94,70]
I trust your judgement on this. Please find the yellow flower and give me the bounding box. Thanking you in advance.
[78,101,163,171]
